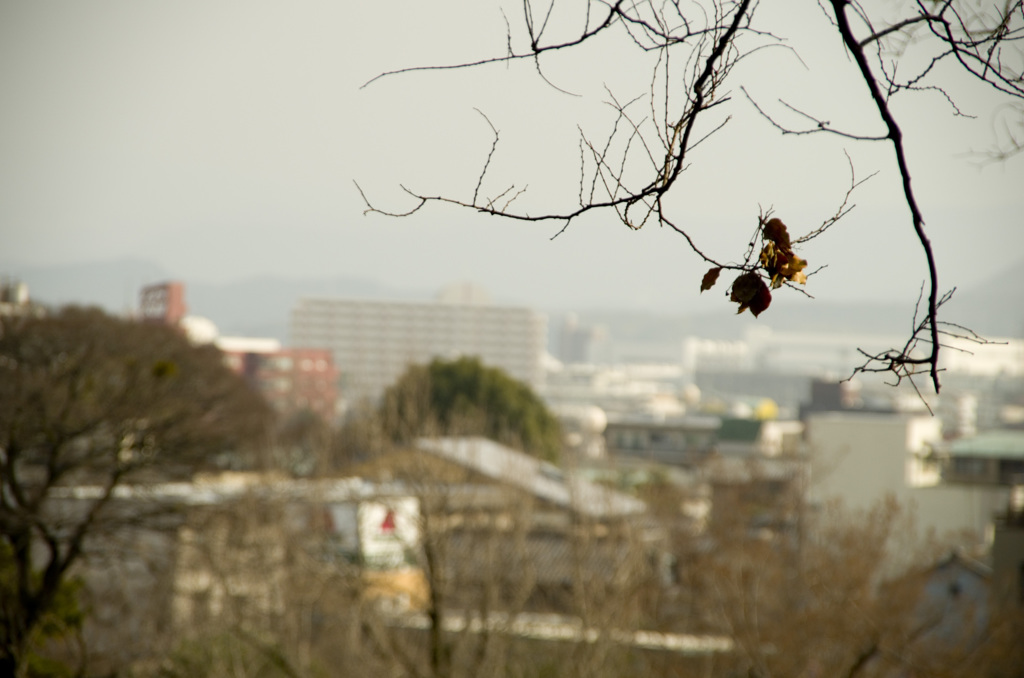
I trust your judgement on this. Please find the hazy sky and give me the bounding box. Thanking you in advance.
[2,1,1021,313]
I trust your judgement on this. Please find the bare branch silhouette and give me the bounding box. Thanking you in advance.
[359,0,1024,394]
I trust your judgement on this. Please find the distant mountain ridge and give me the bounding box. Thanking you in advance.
[942,257,1024,338]
[4,256,1020,345]
[186,276,433,339]
[1,258,171,315]
[2,258,428,340]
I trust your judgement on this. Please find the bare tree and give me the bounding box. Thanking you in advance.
[682,492,1002,678]
[0,307,267,676]
[141,424,1024,677]
[339,383,669,678]
[359,0,1023,395]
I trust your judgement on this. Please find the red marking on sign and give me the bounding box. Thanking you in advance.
[381,510,396,533]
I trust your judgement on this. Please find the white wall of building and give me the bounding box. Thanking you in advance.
[938,335,1024,377]
[290,297,547,404]
[805,411,1007,542]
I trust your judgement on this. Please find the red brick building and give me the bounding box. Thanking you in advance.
[137,281,339,422]
[139,281,188,326]
[217,338,339,422]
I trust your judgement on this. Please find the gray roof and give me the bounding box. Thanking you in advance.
[930,550,992,579]
[947,430,1024,460]
[415,437,647,518]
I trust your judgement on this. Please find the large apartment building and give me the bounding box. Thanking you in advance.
[290,295,546,405]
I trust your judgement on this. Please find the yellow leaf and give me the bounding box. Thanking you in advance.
[780,254,808,285]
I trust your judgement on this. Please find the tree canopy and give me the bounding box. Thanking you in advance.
[381,356,562,463]
[0,306,268,675]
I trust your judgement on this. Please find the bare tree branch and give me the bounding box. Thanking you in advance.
[359,0,1024,397]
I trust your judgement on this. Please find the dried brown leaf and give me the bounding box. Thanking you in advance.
[701,267,722,293]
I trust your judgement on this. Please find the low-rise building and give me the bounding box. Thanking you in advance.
[933,430,1024,602]
[604,417,719,468]
[937,429,1024,486]
[217,337,339,421]
[909,551,992,652]
[56,473,425,669]
[352,436,667,615]
[604,416,803,468]
[805,410,1009,542]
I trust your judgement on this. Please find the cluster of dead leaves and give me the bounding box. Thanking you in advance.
[700,217,808,317]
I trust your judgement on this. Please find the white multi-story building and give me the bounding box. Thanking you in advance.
[290,294,546,406]
[805,411,1009,542]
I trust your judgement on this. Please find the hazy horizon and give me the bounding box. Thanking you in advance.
[3,1,1022,317]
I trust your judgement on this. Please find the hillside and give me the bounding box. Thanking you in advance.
[4,256,1020,347]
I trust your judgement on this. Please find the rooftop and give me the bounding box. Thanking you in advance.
[946,430,1024,460]
[415,437,647,519]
